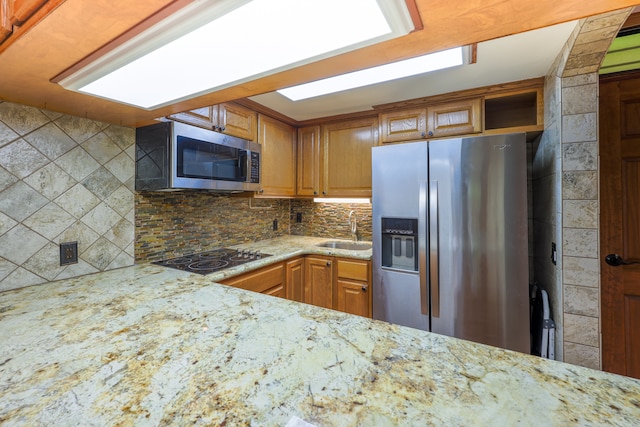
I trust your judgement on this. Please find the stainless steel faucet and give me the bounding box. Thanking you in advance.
[348,210,358,242]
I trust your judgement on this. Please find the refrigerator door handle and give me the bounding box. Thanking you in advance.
[419,181,429,316]
[429,180,440,318]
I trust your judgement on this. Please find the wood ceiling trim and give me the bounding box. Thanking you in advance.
[0,0,638,127]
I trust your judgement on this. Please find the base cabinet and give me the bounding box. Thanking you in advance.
[219,263,286,299]
[221,255,371,317]
[285,257,305,302]
[304,256,333,309]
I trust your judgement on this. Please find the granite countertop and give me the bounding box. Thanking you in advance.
[1,238,640,426]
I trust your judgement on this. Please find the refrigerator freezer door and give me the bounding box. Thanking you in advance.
[372,141,429,331]
[428,134,529,353]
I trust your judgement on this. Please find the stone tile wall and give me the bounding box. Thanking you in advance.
[290,199,372,241]
[535,8,631,368]
[135,193,290,262]
[0,101,135,292]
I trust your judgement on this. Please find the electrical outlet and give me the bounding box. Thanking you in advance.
[296,212,302,223]
[60,241,78,266]
[273,219,278,231]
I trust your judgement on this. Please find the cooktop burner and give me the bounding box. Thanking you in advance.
[153,248,271,275]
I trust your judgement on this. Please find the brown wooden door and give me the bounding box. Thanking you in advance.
[296,125,321,196]
[322,117,377,197]
[286,257,305,302]
[256,114,296,197]
[304,256,333,309]
[600,74,640,379]
[336,279,369,317]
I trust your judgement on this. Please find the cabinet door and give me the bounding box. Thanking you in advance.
[296,125,321,197]
[286,257,305,302]
[379,107,427,143]
[304,256,333,309]
[427,98,482,138]
[336,279,370,317]
[322,117,378,197]
[257,114,296,197]
[166,106,216,130]
[220,263,286,298]
[219,102,257,141]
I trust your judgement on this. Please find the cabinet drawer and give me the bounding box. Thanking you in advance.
[337,259,369,281]
[221,263,285,294]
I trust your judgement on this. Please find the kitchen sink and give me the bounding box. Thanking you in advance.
[317,241,372,251]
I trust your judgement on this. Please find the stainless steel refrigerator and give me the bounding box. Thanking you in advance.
[372,134,530,353]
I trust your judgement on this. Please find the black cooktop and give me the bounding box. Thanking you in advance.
[153,248,271,275]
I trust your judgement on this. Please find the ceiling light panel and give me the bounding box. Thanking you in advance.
[58,0,415,110]
[277,47,465,101]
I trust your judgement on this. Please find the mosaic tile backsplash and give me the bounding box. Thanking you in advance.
[0,101,135,291]
[290,199,372,241]
[135,193,290,262]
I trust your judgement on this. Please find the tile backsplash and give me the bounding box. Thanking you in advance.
[290,199,372,241]
[135,193,290,262]
[0,101,135,291]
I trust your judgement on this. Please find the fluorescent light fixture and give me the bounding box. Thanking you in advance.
[313,198,371,204]
[56,0,415,110]
[277,47,465,101]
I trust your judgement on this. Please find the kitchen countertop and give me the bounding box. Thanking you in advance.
[1,237,639,426]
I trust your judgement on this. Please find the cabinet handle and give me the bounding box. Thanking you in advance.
[326,262,331,267]
[313,191,318,195]
[421,131,427,138]
[220,126,226,131]
[427,130,434,137]
[259,189,264,193]
[322,191,327,195]
[361,286,367,292]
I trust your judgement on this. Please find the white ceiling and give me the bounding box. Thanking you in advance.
[249,21,579,121]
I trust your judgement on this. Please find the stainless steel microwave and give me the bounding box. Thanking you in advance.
[135,121,260,192]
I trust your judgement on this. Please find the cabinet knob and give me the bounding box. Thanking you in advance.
[421,132,427,138]
[326,262,331,267]
[427,131,434,137]
[361,286,367,292]
[220,126,226,132]
[313,191,318,195]
[322,191,327,195]
[259,189,264,193]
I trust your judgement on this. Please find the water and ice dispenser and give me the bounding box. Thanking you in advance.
[381,218,418,272]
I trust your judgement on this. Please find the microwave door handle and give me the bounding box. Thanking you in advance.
[239,151,248,181]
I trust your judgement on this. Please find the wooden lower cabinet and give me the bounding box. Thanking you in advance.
[285,257,305,302]
[219,263,286,299]
[220,256,371,317]
[304,256,333,309]
[336,258,371,317]
[336,279,370,317]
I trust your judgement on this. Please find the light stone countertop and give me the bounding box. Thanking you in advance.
[1,236,640,426]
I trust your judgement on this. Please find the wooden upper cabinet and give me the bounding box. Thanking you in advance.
[256,114,296,197]
[167,102,257,141]
[296,125,321,197]
[379,107,427,143]
[426,98,482,138]
[484,87,543,134]
[322,117,378,197]
[218,102,257,141]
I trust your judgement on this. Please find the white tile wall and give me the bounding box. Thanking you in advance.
[0,101,135,292]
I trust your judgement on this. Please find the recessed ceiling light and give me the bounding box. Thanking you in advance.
[55,0,415,110]
[277,47,466,101]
